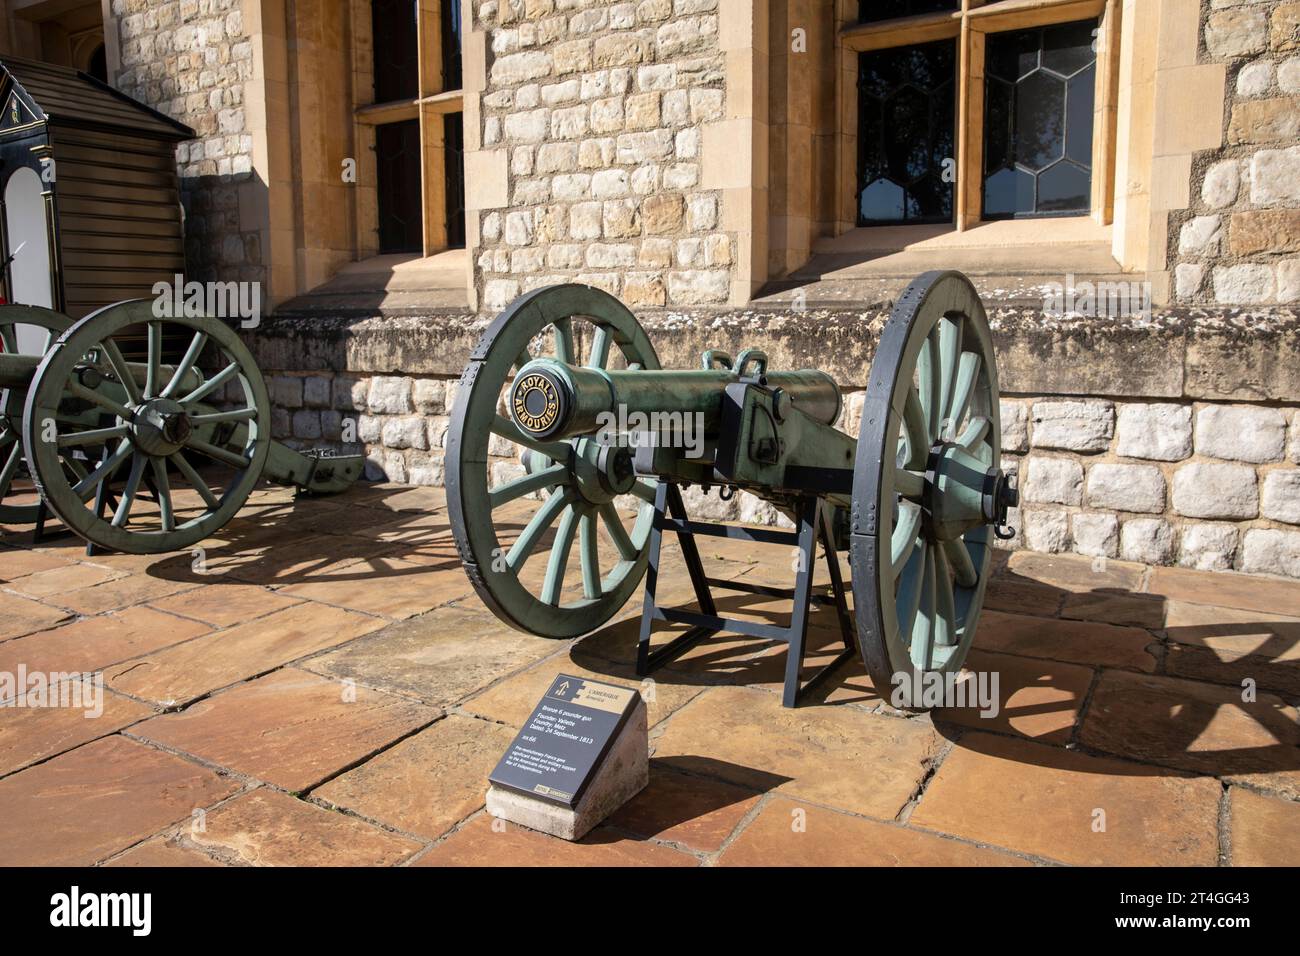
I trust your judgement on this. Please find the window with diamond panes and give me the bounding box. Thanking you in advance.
[857,39,957,225]
[983,19,1097,218]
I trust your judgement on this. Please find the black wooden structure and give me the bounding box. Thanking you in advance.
[0,56,193,319]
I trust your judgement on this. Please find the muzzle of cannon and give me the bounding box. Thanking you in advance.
[0,300,364,555]
[447,271,1018,710]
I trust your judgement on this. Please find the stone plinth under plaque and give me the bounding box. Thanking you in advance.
[487,674,648,841]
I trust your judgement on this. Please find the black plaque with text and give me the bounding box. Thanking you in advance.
[488,674,639,808]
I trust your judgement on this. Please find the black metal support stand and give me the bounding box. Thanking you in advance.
[636,480,857,708]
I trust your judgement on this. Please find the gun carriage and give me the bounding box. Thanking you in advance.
[0,300,363,555]
[447,270,1018,709]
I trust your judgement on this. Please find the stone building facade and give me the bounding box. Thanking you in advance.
[2,0,1299,577]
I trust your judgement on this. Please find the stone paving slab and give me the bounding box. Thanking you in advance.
[0,736,240,866]
[718,797,1030,867]
[133,668,437,792]
[189,788,423,866]
[909,732,1223,866]
[312,714,518,840]
[105,602,387,707]
[1,483,1298,866]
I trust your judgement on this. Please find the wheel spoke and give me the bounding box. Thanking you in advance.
[186,438,251,470]
[890,501,921,578]
[513,347,532,373]
[0,443,21,497]
[630,478,657,503]
[902,386,928,469]
[947,352,982,435]
[489,463,567,509]
[56,424,129,448]
[917,325,942,441]
[67,380,133,422]
[180,362,240,405]
[933,545,957,648]
[100,339,141,405]
[145,321,162,398]
[909,545,938,670]
[579,509,601,599]
[74,441,132,501]
[541,504,580,605]
[937,316,962,436]
[169,453,220,509]
[894,467,925,501]
[894,539,928,650]
[111,452,147,528]
[506,486,574,571]
[554,317,575,364]
[151,458,175,532]
[599,502,636,561]
[956,415,990,450]
[492,414,570,462]
[587,326,611,369]
[944,538,978,588]
[188,408,257,425]
[162,331,208,399]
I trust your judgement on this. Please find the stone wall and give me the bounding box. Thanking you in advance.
[110,0,260,285]
[253,302,1300,579]
[1173,0,1300,304]
[472,0,734,311]
[999,397,1300,577]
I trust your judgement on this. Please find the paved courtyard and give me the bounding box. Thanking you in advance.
[1,482,1298,867]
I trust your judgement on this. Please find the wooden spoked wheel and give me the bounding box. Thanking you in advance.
[851,271,1003,709]
[21,300,271,555]
[446,284,661,638]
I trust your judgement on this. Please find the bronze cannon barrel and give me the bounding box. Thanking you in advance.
[0,351,204,395]
[510,358,842,441]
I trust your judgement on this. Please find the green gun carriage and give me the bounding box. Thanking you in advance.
[0,300,364,555]
[447,270,1019,710]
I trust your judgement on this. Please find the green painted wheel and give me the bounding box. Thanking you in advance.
[447,284,661,638]
[21,300,271,555]
[851,271,1004,710]
[0,306,72,526]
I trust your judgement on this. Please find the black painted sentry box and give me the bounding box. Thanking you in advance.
[488,675,639,809]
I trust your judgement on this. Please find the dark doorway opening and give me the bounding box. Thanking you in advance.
[443,113,465,249]
[376,119,423,254]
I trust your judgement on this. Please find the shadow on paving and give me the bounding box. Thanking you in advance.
[573,551,1300,784]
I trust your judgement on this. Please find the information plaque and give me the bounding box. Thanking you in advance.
[488,674,639,809]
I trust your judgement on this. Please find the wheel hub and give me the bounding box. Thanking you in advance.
[924,441,1005,542]
[130,398,191,457]
[570,437,636,504]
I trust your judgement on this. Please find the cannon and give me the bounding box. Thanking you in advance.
[0,300,364,555]
[447,271,1018,710]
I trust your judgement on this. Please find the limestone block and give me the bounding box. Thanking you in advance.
[1195,405,1287,462]
[1172,462,1259,519]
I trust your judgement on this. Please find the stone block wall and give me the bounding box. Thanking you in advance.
[1173,0,1300,304]
[472,0,733,311]
[110,0,261,285]
[997,397,1300,578]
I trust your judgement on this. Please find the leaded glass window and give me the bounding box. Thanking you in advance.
[372,0,419,104]
[857,40,957,225]
[983,19,1097,218]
